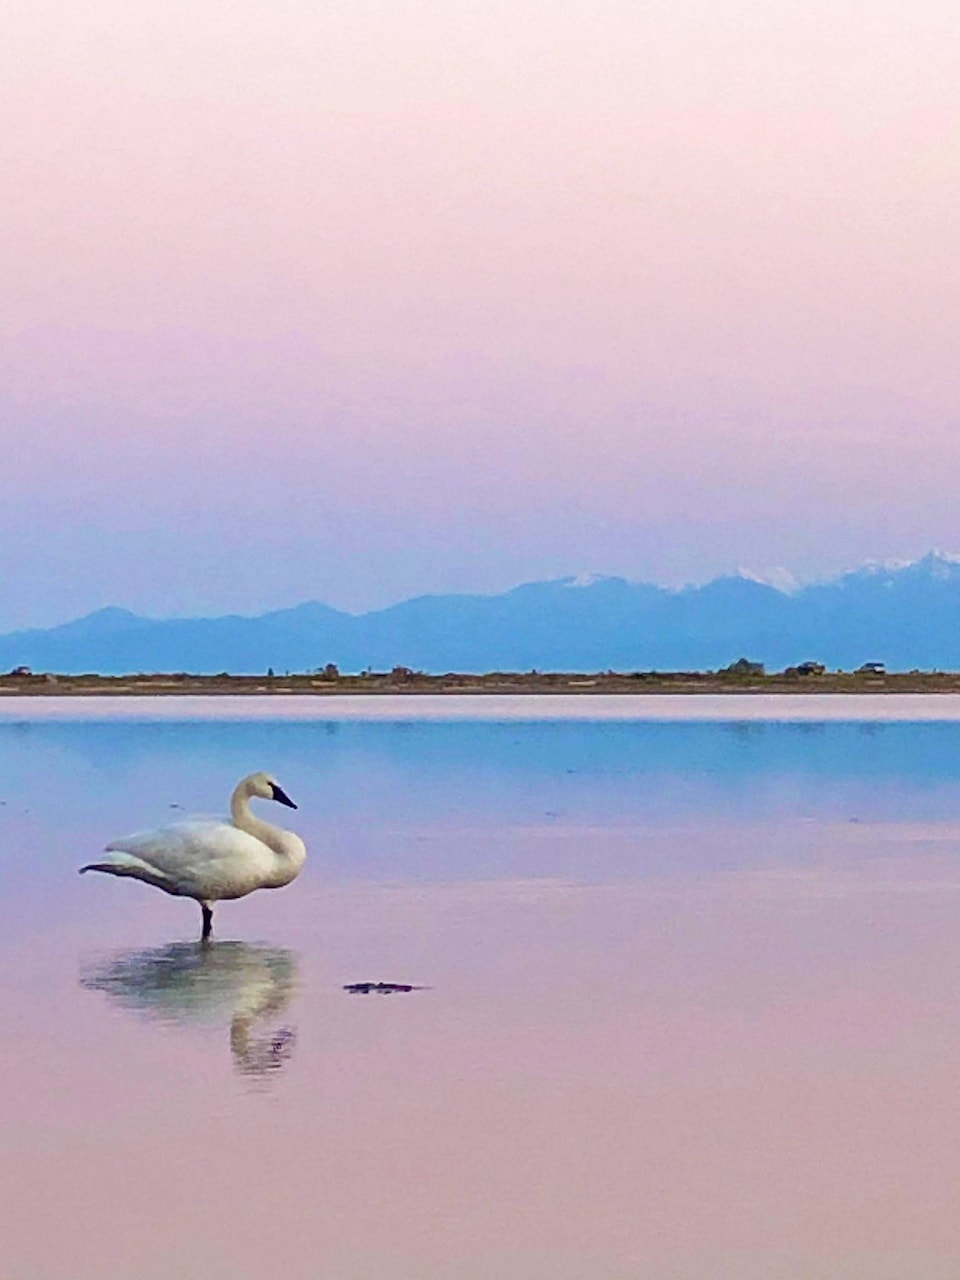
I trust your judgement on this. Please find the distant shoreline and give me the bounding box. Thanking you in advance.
[4,671,960,696]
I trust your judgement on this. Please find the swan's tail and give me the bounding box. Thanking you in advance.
[78,851,175,892]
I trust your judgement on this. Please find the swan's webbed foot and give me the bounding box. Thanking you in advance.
[200,903,213,942]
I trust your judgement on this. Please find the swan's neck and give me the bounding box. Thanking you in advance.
[231,788,289,856]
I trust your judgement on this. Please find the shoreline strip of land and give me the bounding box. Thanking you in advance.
[4,670,960,697]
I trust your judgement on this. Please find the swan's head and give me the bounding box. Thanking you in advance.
[245,772,297,810]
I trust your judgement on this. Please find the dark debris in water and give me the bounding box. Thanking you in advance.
[343,981,428,995]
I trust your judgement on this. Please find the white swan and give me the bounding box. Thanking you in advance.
[80,772,306,939]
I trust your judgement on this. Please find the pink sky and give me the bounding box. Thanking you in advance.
[2,0,960,626]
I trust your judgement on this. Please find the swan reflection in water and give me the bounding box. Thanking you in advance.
[80,941,299,1078]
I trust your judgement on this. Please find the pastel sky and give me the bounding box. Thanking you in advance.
[2,0,960,626]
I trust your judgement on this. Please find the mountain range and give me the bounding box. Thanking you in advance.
[4,553,960,675]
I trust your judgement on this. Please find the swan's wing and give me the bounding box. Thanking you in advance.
[85,820,269,898]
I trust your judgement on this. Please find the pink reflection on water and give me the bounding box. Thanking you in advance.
[2,826,960,1276]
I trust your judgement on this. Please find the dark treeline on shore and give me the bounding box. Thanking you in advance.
[3,660,960,696]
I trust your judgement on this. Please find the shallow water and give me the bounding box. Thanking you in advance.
[3,706,960,1278]
[7,690,960,720]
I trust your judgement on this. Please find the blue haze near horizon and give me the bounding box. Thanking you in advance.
[5,553,960,675]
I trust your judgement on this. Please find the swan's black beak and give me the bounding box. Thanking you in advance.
[270,783,297,809]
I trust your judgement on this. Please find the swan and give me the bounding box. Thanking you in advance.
[79,772,306,939]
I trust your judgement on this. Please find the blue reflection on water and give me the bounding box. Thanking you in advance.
[1,718,959,885]
[4,717,960,813]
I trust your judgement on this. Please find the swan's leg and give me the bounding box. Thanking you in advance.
[200,903,213,941]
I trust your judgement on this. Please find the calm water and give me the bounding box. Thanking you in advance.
[3,702,960,1278]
